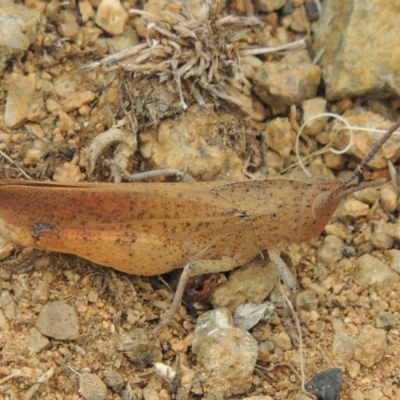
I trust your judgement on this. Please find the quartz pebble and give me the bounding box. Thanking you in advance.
[192,308,258,396]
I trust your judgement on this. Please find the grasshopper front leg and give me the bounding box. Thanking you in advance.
[152,258,237,335]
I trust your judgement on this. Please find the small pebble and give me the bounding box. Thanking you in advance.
[305,368,343,400]
[336,197,369,220]
[304,2,319,20]
[253,61,321,114]
[369,220,393,250]
[78,372,108,400]
[0,1,40,71]
[375,310,397,330]
[35,300,79,340]
[116,328,162,368]
[61,90,96,112]
[254,0,286,13]
[192,308,258,396]
[5,73,45,128]
[296,290,318,312]
[0,291,17,320]
[265,117,295,158]
[142,388,159,400]
[32,273,53,304]
[95,0,128,36]
[318,235,344,265]
[380,185,398,213]
[346,360,361,379]
[353,325,387,367]
[271,331,292,351]
[27,327,50,353]
[332,319,354,361]
[353,187,380,205]
[386,249,400,274]
[233,301,275,331]
[104,370,125,392]
[356,254,400,286]
[211,259,278,311]
[281,2,295,15]
[53,161,85,183]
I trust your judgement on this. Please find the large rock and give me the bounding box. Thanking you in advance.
[314,0,400,100]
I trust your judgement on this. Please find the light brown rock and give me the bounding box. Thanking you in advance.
[318,235,344,266]
[192,308,258,396]
[332,319,354,362]
[380,185,398,213]
[368,220,393,250]
[61,90,96,112]
[0,0,41,71]
[253,61,321,114]
[27,327,50,353]
[353,325,387,367]
[301,97,328,135]
[253,0,286,12]
[35,300,79,340]
[336,197,369,220]
[211,259,278,311]
[4,73,45,128]
[78,372,107,400]
[116,328,162,368]
[264,117,295,158]
[95,0,128,36]
[314,0,400,100]
[353,187,380,205]
[356,254,400,286]
[140,105,246,181]
[386,249,400,274]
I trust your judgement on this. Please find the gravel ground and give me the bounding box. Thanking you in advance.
[1,1,400,399]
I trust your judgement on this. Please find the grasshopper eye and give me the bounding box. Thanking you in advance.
[311,191,335,221]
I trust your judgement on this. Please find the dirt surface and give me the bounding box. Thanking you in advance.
[1,1,400,400]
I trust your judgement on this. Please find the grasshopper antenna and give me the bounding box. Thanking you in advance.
[343,118,400,187]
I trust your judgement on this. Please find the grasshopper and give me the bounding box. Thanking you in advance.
[0,118,399,333]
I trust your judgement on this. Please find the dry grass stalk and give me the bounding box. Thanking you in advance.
[83,0,304,112]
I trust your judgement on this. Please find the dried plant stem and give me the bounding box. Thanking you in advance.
[239,38,307,56]
[23,368,54,400]
[0,150,32,180]
[279,284,317,400]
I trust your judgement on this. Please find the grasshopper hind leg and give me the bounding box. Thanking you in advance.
[151,258,237,336]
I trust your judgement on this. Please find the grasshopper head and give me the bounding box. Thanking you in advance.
[297,176,344,242]
[299,116,400,243]
[299,175,387,243]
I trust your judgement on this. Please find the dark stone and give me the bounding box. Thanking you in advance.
[304,1,319,21]
[281,2,294,15]
[305,368,343,400]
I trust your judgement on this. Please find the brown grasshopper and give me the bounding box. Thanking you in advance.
[0,118,399,333]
